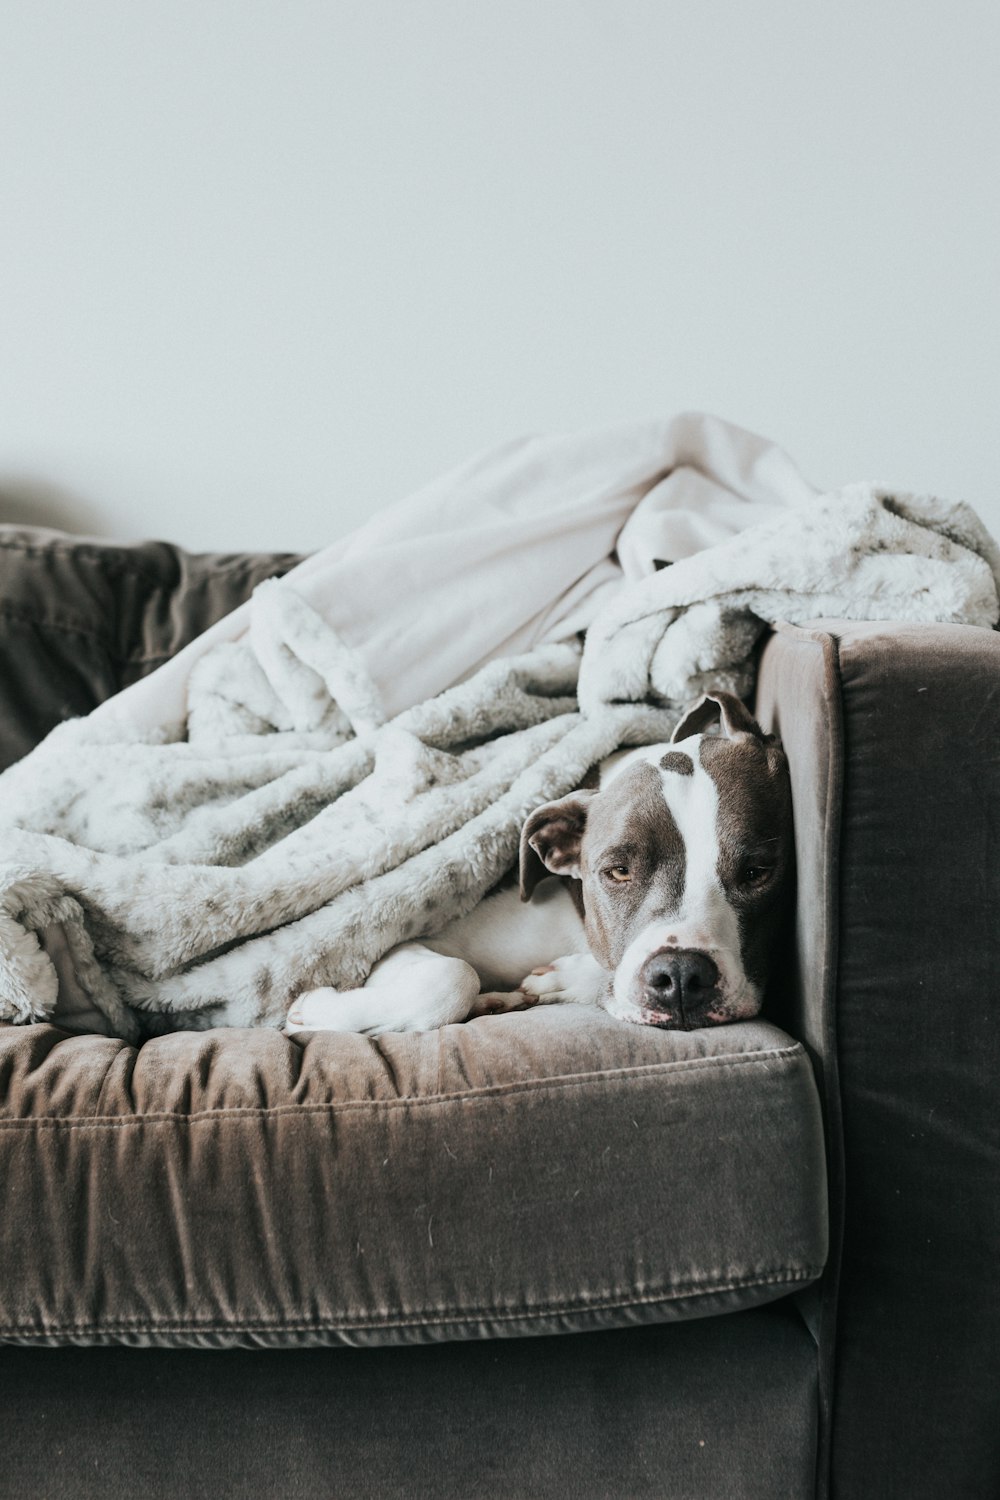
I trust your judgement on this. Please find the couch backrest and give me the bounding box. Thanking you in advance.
[0,526,301,770]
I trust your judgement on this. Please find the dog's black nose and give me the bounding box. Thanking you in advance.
[640,949,719,1020]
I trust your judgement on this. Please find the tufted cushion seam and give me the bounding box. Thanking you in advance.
[0,1041,807,1125]
[0,1267,825,1339]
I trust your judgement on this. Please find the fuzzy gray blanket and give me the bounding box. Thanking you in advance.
[1,481,997,1039]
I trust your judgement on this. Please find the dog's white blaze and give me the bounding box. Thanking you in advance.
[610,735,747,1011]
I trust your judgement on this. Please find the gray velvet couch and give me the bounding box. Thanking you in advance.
[0,527,997,1499]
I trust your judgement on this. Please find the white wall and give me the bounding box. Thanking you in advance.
[2,0,998,552]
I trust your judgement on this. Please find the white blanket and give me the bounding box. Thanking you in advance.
[1,414,996,1040]
[88,413,818,738]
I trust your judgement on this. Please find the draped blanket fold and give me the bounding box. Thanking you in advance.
[1,415,996,1038]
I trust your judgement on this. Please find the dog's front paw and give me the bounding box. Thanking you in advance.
[518,953,608,1008]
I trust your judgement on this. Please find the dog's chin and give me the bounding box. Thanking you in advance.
[601,986,762,1031]
[600,992,696,1029]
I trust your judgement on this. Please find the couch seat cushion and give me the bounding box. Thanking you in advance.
[0,1008,827,1348]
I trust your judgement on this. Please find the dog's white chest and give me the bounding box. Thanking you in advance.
[424,877,587,992]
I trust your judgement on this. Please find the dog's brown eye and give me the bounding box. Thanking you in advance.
[606,865,631,883]
[742,865,772,887]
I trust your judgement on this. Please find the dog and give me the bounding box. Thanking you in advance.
[283,691,792,1036]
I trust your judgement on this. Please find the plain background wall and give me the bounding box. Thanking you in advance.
[2,0,998,553]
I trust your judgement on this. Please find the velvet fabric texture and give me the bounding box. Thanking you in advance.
[0,525,301,772]
[756,619,1000,1500]
[2,527,998,1497]
[0,1012,826,1347]
[0,1305,819,1500]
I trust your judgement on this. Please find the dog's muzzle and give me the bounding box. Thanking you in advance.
[638,947,721,1028]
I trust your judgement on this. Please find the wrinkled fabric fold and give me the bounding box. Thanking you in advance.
[0,1010,827,1347]
[0,414,996,1039]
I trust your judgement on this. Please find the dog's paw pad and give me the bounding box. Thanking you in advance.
[468,991,531,1018]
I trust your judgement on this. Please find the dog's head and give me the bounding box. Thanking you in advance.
[519,692,793,1028]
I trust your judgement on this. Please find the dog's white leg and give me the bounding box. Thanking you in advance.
[518,952,608,1007]
[284,942,480,1036]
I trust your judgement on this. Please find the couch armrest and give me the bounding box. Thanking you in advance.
[755,619,1000,1500]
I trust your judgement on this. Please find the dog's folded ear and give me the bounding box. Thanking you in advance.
[519,791,597,901]
[671,691,766,743]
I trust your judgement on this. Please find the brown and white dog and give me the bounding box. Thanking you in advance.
[284,693,792,1036]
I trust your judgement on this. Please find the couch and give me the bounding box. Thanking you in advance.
[0,526,997,1499]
